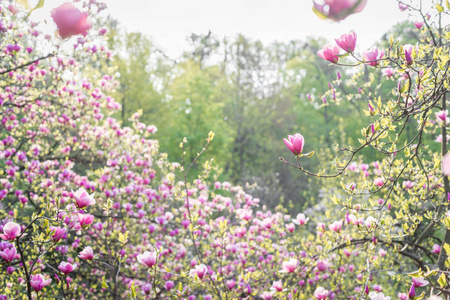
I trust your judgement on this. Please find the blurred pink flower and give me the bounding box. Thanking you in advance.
[51,3,91,39]
[58,261,76,275]
[72,188,95,208]
[137,251,157,268]
[78,246,94,260]
[0,222,21,240]
[313,0,367,21]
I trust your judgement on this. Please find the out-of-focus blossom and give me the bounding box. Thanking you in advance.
[317,44,340,63]
[313,0,367,21]
[51,3,91,39]
[0,222,21,240]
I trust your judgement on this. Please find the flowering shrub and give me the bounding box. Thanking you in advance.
[1,0,450,299]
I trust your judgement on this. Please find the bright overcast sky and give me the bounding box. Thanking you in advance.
[35,0,428,58]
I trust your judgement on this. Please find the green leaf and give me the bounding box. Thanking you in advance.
[303,151,315,158]
[438,273,447,287]
[406,269,423,278]
[436,3,444,12]
[101,276,108,289]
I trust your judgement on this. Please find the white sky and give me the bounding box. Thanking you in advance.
[33,0,429,58]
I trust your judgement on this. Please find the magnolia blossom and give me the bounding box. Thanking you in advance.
[412,277,429,287]
[328,220,343,232]
[30,274,52,292]
[51,3,91,39]
[260,291,274,300]
[432,244,441,254]
[414,21,424,29]
[443,153,450,176]
[374,178,384,187]
[79,246,94,260]
[0,246,16,263]
[382,68,395,78]
[0,222,21,240]
[58,261,77,275]
[72,188,95,208]
[78,213,94,227]
[368,292,390,300]
[363,48,384,66]
[292,213,309,226]
[137,251,157,268]
[314,286,329,300]
[335,31,357,53]
[190,263,208,280]
[279,258,298,273]
[436,110,449,124]
[317,44,340,63]
[313,0,367,21]
[270,280,283,292]
[283,133,305,155]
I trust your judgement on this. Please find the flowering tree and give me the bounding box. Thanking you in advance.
[1,0,450,299]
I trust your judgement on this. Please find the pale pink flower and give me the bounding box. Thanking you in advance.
[374,178,384,187]
[78,246,94,260]
[137,251,157,268]
[314,286,329,300]
[335,31,357,53]
[30,274,52,292]
[436,110,449,124]
[364,48,384,66]
[77,213,94,227]
[270,280,283,292]
[190,263,208,280]
[292,213,309,226]
[0,222,21,240]
[313,0,367,21]
[279,258,298,273]
[317,44,340,63]
[58,261,76,275]
[414,21,424,29]
[412,277,429,287]
[368,292,390,300]
[328,220,343,232]
[51,3,91,39]
[72,188,95,208]
[432,244,441,254]
[443,153,450,176]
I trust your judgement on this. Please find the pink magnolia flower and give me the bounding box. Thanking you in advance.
[363,48,384,66]
[58,261,76,275]
[51,3,91,39]
[368,292,390,300]
[403,180,414,189]
[190,263,208,279]
[0,222,21,240]
[72,188,95,208]
[317,44,340,63]
[279,258,298,273]
[271,280,283,292]
[313,0,367,21]
[373,178,384,187]
[137,251,157,268]
[77,213,94,227]
[335,31,357,53]
[382,68,395,78]
[404,44,414,65]
[414,21,424,29]
[436,110,449,124]
[443,153,450,176]
[50,226,66,241]
[314,286,329,300]
[432,244,441,254]
[261,291,274,300]
[398,293,408,300]
[164,281,174,291]
[226,280,236,289]
[78,246,94,260]
[284,133,305,155]
[398,3,409,11]
[285,223,295,232]
[0,246,16,263]
[292,213,309,226]
[30,274,52,292]
[412,277,429,287]
[328,220,343,232]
